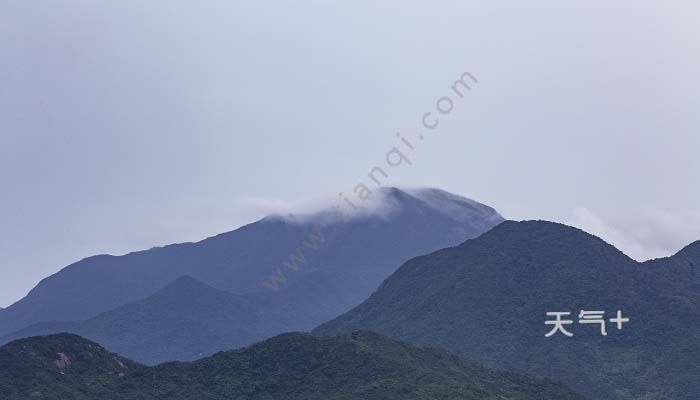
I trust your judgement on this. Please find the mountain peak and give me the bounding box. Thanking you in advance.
[471,219,633,260]
[0,333,137,374]
[379,186,496,210]
[149,275,223,300]
[474,219,593,243]
[264,187,503,226]
[3,333,99,356]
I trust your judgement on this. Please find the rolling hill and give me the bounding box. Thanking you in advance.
[0,332,585,400]
[315,220,700,400]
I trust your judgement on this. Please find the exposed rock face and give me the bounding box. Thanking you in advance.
[53,353,71,369]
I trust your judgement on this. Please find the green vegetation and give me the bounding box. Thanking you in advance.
[0,332,583,400]
[316,221,700,400]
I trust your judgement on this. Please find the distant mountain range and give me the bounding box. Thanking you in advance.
[4,188,698,399]
[0,188,504,364]
[315,221,700,400]
[0,332,584,400]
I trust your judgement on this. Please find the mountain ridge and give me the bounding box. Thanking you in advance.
[315,220,700,400]
[0,187,505,362]
[0,275,300,364]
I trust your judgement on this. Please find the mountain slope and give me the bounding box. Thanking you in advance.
[0,276,301,364]
[1,274,377,364]
[0,332,585,400]
[0,188,503,338]
[315,220,700,400]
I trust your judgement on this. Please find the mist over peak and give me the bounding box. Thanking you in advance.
[262,187,503,227]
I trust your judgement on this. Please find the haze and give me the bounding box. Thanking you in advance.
[1,0,699,307]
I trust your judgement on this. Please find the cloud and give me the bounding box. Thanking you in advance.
[235,196,296,217]
[233,188,405,225]
[567,207,700,261]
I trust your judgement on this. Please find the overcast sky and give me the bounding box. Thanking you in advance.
[1,0,699,308]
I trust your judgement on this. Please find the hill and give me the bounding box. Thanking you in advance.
[315,220,700,400]
[0,276,300,364]
[0,332,584,400]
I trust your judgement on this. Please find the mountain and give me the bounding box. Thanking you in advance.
[0,332,584,400]
[0,276,297,364]
[0,274,372,364]
[0,188,504,352]
[315,220,700,400]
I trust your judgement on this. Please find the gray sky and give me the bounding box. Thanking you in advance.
[1,0,699,308]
